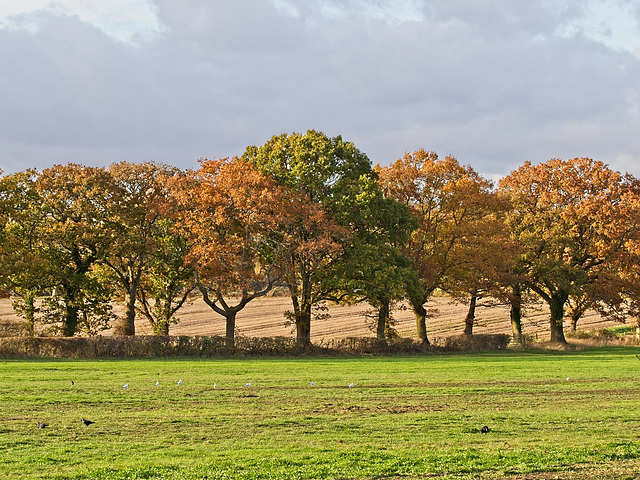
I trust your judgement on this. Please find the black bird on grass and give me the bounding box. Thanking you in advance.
[36,422,48,429]
[81,418,95,426]
[481,425,490,433]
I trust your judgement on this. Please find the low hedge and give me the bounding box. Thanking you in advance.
[0,333,511,358]
[441,333,511,352]
[0,336,233,358]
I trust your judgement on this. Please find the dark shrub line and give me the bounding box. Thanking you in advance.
[0,334,511,358]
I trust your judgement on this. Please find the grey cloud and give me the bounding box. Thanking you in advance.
[0,0,638,179]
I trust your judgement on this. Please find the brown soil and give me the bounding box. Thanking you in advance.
[0,292,630,342]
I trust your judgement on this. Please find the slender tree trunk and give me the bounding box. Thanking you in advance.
[509,284,524,346]
[463,295,477,336]
[21,290,37,336]
[289,269,313,347]
[123,279,138,335]
[412,300,429,345]
[568,306,585,332]
[376,297,390,341]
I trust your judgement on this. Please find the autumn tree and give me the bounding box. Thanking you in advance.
[0,170,50,335]
[499,158,639,343]
[587,178,640,330]
[34,164,117,336]
[174,157,294,345]
[243,130,377,346]
[440,191,519,336]
[100,161,179,335]
[377,151,506,344]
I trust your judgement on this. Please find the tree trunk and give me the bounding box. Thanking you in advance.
[149,301,173,335]
[124,280,137,335]
[21,290,37,336]
[412,300,430,345]
[289,270,313,347]
[376,297,390,341]
[116,282,137,336]
[463,295,477,336]
[63,303,79,337]
[152,320,170,335]
[225,311,236,346]
[549,294,567,344]
[509,284,524,346]
[568,305,585,332]
[295,308,312,346]
[290,288,312,346]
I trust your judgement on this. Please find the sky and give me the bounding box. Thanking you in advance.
[1,0,639,180]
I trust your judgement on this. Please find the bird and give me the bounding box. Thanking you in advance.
[310,382,316,386]
[481,425,490,434]
[636,354,640,362]
[213,383,217,389]
[36,422,48,429]
[71,380,74,386]
[177,379,182,386]
[348,382,354,388]
[155,381,159,386]
[123,383,129,389]
[244,383,251,387]
[81,418,95,426]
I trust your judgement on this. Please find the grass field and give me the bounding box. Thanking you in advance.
[3,348,640,479]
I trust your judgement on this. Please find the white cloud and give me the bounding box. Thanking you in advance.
[0,0,160,42]
[559,0,640,51]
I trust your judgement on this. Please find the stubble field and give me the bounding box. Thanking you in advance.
[0,293,625,343]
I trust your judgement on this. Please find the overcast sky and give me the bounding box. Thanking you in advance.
[1,0,639,180]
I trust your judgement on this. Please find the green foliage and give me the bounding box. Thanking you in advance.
[135,217,195,335]
[243,130,372,204]
[244,131,417,344]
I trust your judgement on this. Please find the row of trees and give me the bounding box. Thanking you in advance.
[1,130,640,346]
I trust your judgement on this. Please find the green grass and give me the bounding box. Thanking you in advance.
[2,348,640,479]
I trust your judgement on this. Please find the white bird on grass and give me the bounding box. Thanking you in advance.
[177,379,182,386]
[155,381,159,386]
[123,383,129,389]
[244,383,251,387]
[310,382,316,386]
[213,383,217,389]
[348,382,354,388]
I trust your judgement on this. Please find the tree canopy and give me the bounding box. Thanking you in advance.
[499,158,640,343]
[1,137,639,345]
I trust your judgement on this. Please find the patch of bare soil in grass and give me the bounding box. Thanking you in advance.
[490,460,640,479]
[0,293,632,342]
